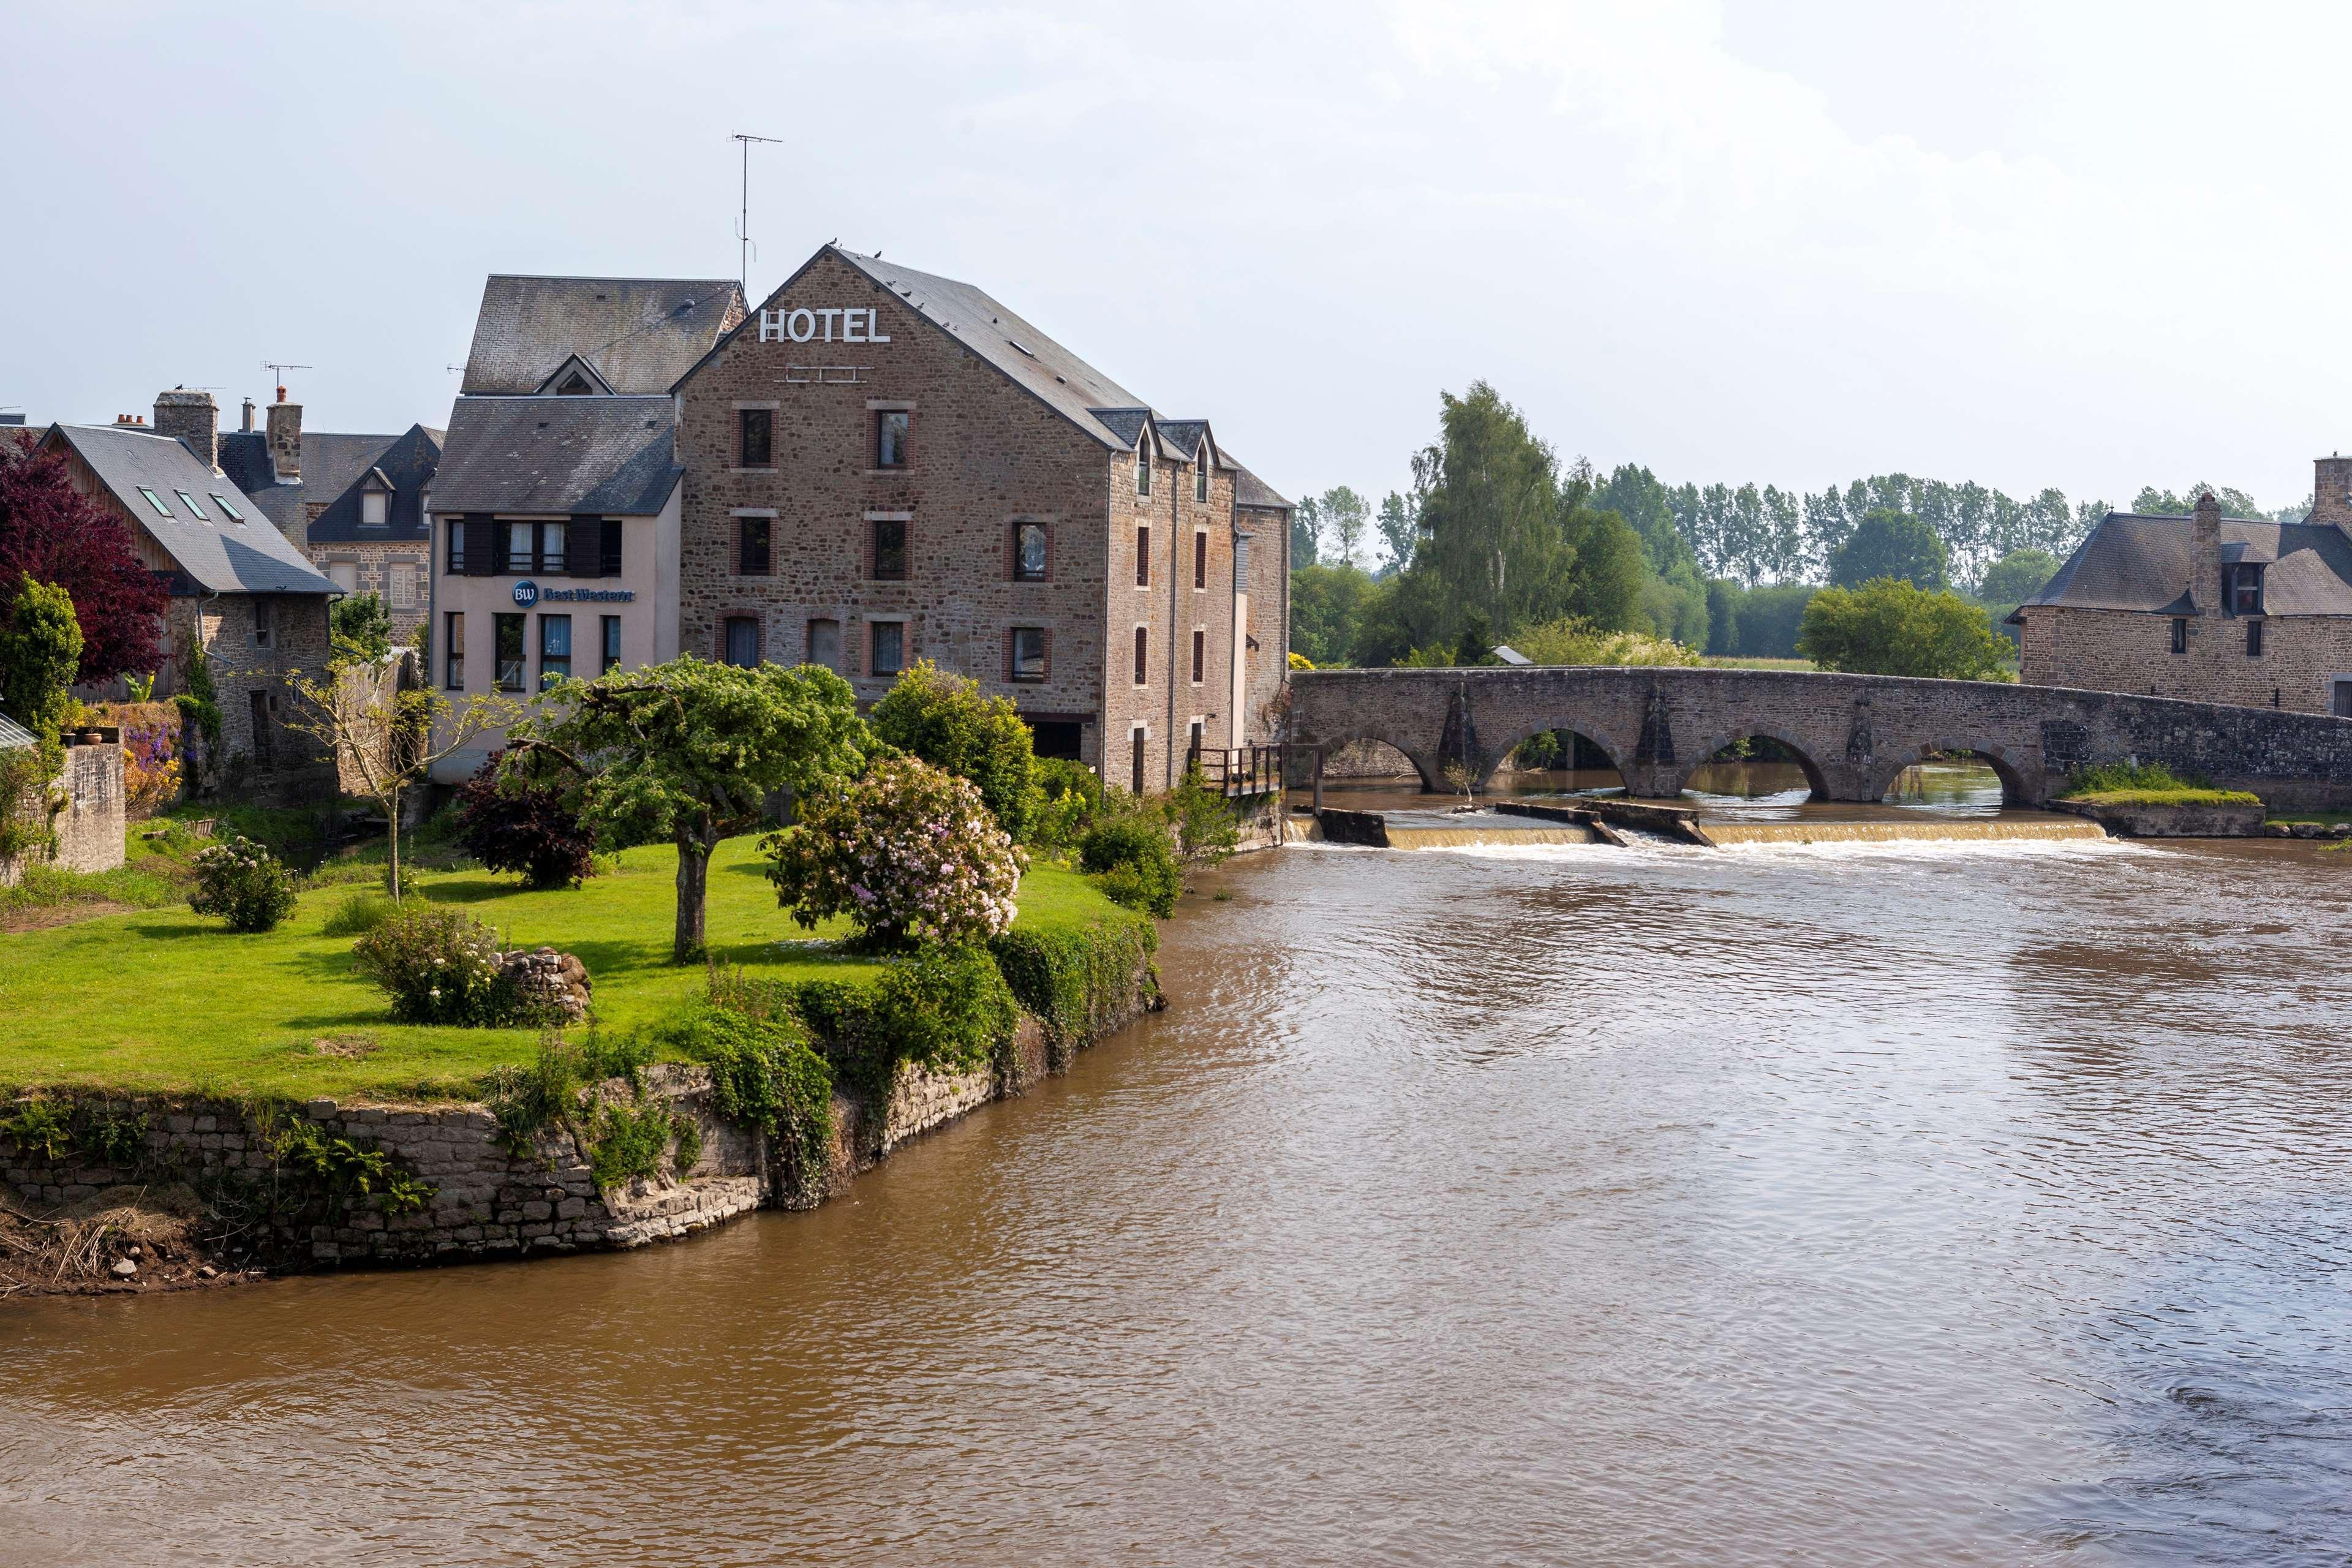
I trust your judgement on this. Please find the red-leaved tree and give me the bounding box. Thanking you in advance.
[0,442,168,683]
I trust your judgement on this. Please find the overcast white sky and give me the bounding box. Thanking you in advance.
[6,1,2348,516]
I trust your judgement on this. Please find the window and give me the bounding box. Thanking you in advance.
[390,564,417,609]
[2335,679,2352,718]
[445,612,465,689]
[601,614,623,674]
[252,597,273,649]
[1013,521,1048,582]
[1028,720,1081,761]
[504,521,535,575]
[447,518,467,575]
[538,519,565,576]
[1189,718,1204,759]
[210,492,244,523]
[739,517,772,575]
[328,561,359,594]
[539,615,571,686]
[1193,531,1207,589]
[807,618,840,671]
[249,691,273,768]
[1133,625,1148,686]
[2247,619,2264,657]
[1135,442,1151,497]
[875,410,909,469]
[1136,526,1150,587]
[495,614,526,690]
[723,616,761,668]
[1195,449,1209,502]
[1131,727,1146,794]
[600,518,624,576]
[361,489,388,527]
[740,408,774,468]
[2171,617,2187,654]
[2232,564,2264,616]
[1011,626,1047,682]
[1191,628,1205,684]
[134,486,171,518]
[872,517,908,580]
[870,620,905,676]
[176,490,208,521]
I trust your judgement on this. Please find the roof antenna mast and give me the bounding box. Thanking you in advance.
[261,361,311,402]
[731,132,782,297]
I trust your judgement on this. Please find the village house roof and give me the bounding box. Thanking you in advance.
[1232,464,1294,511]
[429,396,680,516]
[43,423,338,597]
[2020,513,2352,618]
[690,245,1293,512]
[460,276,746,396]
[220,424,445,543]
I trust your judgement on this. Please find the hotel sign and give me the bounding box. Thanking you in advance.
[513,581,635,606]
[758,306,892,345]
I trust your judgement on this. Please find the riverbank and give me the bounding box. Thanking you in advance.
[0,838,1158,1295]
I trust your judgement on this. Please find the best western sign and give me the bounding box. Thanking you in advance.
[758,306,892,345]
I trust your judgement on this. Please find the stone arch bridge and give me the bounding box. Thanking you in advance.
[1284,666,2352,811]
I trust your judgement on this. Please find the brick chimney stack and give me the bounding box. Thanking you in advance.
[153,388,217,469]
[266,385,301,481]
[241,397,255,434]
[2193,491,2222,611]
[2309,453,2352,527]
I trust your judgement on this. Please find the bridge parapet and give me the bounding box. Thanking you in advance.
[1284,666,2352,810]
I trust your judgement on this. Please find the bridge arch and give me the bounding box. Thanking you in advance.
[1306,727,1446,795]
[1871,741,2030,808]
[1476,721,1632,791]
[1681,727,1832,801]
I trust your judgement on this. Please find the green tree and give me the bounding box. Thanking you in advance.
[1558,502,1646,633]
[1978,548,2060,606]
[513,655,868,963]
[1309,485,1371,570]
[330,592,394,664]
[1374,488,1419,576]
[0,575,81,741]
[1796,579,2011,680]
[1290,500,1320,568]
[1828,507,1948,591]
[1289,562,1376,667]
[2131,483,2264,519]
[867,659,1037,840]
[1412,382,1572,638]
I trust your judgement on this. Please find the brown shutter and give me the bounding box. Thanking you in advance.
[568,516,600,578]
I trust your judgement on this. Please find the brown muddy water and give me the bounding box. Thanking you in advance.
[7,818,2352,1564]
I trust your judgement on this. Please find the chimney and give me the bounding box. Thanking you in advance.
[241,397,255,433]
[2194,491,2222,612]
[2310,453,2352,527]
[266,386,301,481]
[153,388,217,469]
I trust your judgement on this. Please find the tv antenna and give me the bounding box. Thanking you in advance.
[261,361,311,399]
[731,132,782,295]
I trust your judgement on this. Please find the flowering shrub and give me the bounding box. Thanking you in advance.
[187,835,298,932]
[1078,815,1180,918]
[350,904,529,1026]
[91,702,185,816]
[763,755,1025,949]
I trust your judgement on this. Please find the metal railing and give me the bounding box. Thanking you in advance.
[1188,742,1285,798]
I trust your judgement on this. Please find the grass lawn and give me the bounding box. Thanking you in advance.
[0,834,1121,1103]
[2062,788,2263,809]
[2266,810,2352,826]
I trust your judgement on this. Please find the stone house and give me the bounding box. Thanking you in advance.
[423,274,746,780]
[36,419,339,788]
[2015,462,2352,715]
[668,243,1293,789]
[189,389,445,640]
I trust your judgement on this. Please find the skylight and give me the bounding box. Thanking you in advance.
[137,487,172,518]
[176,490,209,521]
[210,492,244,523]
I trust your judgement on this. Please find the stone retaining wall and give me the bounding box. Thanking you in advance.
[2,963,1155,1274]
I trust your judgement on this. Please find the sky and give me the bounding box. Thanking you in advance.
[6,1,2349,527]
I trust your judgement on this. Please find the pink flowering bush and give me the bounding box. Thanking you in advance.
[763,755,1025,949]
[187,835,298,932]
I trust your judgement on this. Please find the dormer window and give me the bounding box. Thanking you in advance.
[2231,564,2264,616]
[1136,437,1152,498]
[1195,443,1210,502]
[557,372,594,395]
[361,488,389,527]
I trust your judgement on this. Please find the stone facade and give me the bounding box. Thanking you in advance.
[165,590,336,792]
[2016,603,2352,715]
[1287,665,2352,811]
[0,736,125,886]
[674,247,1288,787]
[312,537,432,639]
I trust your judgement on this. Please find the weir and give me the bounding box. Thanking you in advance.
[1703,818,2108,846]
[1314,804,2111,850]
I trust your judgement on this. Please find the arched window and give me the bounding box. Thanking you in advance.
[1195,443,1210,502]
[1136,437,1152,497]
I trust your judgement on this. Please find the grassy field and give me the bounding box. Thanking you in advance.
[0,835,1123,1102]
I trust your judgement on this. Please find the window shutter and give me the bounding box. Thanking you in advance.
[465,515,495,576]
[568,516,601,578]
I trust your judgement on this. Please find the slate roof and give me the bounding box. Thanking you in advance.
[45,424,339,596]
[1232,464,1293,511]
[220,424,445,543]
[461,276,745,396]
[429,397,680,516]
[2020,512,2352,618]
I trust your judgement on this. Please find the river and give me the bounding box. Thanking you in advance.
[5,812,2351,1564]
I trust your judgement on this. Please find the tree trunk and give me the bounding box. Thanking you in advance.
[384,786,404,902]
[674,816,714,964]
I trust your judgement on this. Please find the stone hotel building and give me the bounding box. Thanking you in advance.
[671,244,1293,790]
[2015,457,2352,716]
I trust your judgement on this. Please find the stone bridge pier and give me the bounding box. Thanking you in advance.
[1284,666,2352,812]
